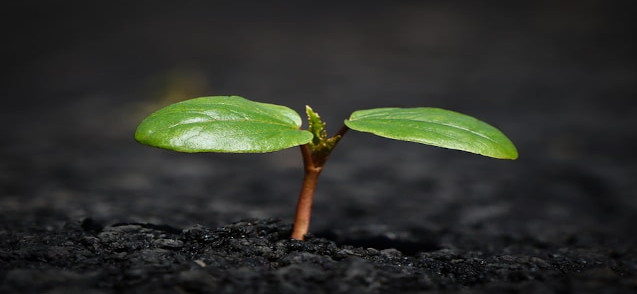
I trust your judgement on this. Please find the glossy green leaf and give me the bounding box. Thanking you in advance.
[344,107,518,159]
[135,96,313,153]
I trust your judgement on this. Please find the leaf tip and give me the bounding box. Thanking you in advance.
[506,148,519,160]
[494,142,519,160]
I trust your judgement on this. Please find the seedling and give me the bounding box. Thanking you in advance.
[135,96,518,240]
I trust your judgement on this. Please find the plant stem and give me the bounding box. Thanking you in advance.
[291,145,322,240]
[291,125,348,240]
[334,124,349,138]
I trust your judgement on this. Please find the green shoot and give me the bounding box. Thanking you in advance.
[135,96,518,240]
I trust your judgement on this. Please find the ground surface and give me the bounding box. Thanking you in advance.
[1,218,636,294]
[2,1,637,293]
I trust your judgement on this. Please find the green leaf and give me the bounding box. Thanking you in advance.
[344,107,518,159]
[135,96,313,153]
[306,105,327,146]
[305,106,340,150]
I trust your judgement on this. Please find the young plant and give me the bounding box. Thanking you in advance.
[135,96,518,240]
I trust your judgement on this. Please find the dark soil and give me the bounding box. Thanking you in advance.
[2,218,636,294]
[2,1,637,293]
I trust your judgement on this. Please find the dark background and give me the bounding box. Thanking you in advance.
[1,1,636,243]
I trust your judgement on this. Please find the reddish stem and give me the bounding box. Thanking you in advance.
[290,125,348,240]
[291,145,322,240]
[334,124,349,138]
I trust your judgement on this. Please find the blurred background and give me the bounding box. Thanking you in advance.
[1,1,636,243]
